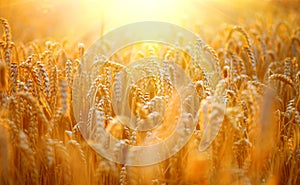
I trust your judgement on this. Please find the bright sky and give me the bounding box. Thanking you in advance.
[0,0,270,42]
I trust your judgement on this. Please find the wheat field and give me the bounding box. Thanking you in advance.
[0,1,299,185]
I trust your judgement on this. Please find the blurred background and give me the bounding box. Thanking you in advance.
[0,0,299,44]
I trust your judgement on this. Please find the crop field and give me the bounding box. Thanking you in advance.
[0,0,299,185]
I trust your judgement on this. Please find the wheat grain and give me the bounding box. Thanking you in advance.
[269,74,295,89]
